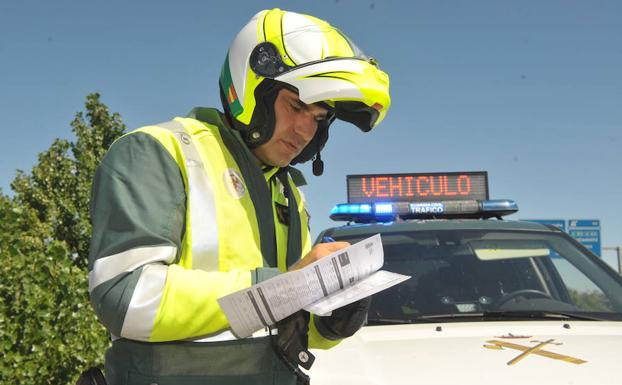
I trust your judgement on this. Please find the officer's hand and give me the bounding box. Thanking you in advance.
[314,296,372,340]
[289,241,350,271]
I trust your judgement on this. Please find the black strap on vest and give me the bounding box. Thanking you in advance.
[276,167,302,269]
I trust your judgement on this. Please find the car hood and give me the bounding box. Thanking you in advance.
[308,321,622,385]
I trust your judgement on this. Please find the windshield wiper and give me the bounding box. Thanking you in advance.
[366,318,416,325]
[403,311,608,322]
[482,310,608,321]
[414,313,484,321]
[367,311,611,325]
[368,314,484,324]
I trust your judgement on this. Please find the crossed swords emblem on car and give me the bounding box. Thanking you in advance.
[483,338,587,366]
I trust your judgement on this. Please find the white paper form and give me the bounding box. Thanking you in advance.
[304,270,410,316]
[217,234,408,338]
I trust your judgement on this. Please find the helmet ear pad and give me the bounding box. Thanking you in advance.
[219,79,281,149]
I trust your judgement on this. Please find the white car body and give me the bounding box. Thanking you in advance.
[310,321,622,385]
[308,216,622,385]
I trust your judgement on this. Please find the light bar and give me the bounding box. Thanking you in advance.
[329,199,518,223]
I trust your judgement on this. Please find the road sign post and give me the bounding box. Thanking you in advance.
[603,246,621,275]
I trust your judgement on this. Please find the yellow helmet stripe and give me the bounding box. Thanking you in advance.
[262,9,297,67]
[303,71,359,83]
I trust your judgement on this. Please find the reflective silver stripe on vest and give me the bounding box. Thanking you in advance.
[110,328,271,343]
[186,328,273,342]
[156,120,219,271]
[120,264,168,340]
[88,245,177,293]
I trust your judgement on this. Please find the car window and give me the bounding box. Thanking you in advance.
[330,229,622,322]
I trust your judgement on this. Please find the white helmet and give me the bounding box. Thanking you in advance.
[219,8,391,172]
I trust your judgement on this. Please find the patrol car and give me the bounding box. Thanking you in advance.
[309,172,622,385]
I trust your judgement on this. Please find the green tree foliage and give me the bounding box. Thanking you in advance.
[568,288,613,312]
[0,93,125,384]
[11,94,125,269]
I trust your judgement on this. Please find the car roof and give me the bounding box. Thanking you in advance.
[320,218,561,239]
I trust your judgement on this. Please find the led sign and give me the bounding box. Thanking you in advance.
[347,171,489,204]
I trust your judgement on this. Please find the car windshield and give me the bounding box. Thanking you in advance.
[332,229,622,323]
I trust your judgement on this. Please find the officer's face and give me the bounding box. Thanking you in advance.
[252,88,328,167]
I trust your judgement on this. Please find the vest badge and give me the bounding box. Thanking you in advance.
[224,168,246,199]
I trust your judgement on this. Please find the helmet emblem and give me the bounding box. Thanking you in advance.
[227,83,238,104]
[224,168,246,199]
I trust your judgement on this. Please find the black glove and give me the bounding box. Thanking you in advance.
[314,296,372,340]
[273,311,315,370]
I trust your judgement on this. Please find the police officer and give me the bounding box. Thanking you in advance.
[88,8,390,385]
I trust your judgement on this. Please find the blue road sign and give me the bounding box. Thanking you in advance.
[568,219,601,257]
[569,219,600,228]
[522,219,566,232]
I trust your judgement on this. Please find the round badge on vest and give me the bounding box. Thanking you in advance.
[224,168,246,199]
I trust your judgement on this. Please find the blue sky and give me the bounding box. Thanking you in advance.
[1,0,621,267]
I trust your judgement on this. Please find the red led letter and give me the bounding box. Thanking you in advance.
[376,177,389,197]
[443,175,457,196]
[416,176,429,196]
[389,176,403,197]
[405,176,415,197]
[362,177,375,198]
[430,176,443,196]
[457,175,472,196]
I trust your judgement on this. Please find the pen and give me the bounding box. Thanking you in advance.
[321,236,336,243]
